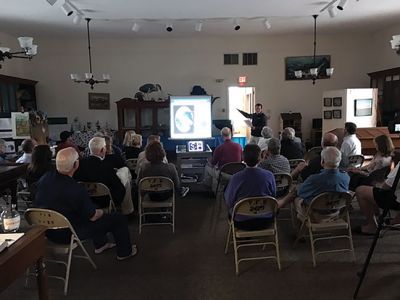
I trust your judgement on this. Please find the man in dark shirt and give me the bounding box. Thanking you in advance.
[280,127,304,160]
[35,147,136,260]
[237,103,267,144]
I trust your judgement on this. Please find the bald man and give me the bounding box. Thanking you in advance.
[35,147,136,260]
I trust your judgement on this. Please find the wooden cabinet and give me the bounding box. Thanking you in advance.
[280,112,302,139]
[116,98,170,137]
[368,67,400,128]
[0,74,37,118]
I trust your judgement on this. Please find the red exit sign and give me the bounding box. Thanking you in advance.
[238,76,247,85]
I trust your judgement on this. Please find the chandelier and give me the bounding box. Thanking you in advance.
[0,37,38,69]
[70,18,110,89]
[294,15,334,85]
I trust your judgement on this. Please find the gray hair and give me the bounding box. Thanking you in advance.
[261,126,273,139]
[282,127,295,140]
[267,138,281,155]
[321,146,341,168]
[89,137,106,155]
[56,147,79,174]
[221,127,231,138]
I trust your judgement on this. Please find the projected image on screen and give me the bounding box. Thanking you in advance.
[174,105,194,134]
[170,96,212,139]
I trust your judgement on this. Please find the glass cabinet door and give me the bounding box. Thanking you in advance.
[123,108,136,128]
[157,108,169,127]
[141,108,153,127]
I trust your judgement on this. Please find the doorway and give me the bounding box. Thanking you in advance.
[228,86,255,141]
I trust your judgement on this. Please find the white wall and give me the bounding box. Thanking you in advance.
[1,32,374,142]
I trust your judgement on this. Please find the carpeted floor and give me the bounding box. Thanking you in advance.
[2,192,400,300]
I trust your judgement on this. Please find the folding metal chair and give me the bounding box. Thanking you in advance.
[215,162,246,198]
[274,173,295,225]
[80,182,116,213]
[25,208,97,295]
[288,159,306,173]
[138,176,175,234]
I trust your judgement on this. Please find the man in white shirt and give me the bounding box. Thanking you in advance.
[340,122,362,167]
[16,139,37,164]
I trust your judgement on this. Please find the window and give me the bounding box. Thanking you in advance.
[224,54,239,65]
[243,53,258,65]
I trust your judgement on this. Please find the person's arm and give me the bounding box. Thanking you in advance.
[224,177,237,210]
[90,209,104,221]
[236,109,252,119]
[169,164,181,191]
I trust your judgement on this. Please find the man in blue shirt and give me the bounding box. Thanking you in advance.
[224,144,276,230]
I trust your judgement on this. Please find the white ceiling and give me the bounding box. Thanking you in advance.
[0,0,400,38]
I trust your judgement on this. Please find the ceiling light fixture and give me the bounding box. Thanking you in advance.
[263,19,271,29]
[131,22,141,32]
[46,0,58,5]
[0,37,38,69]
[328,6,337,18]
[294,15,334,85]
[337,0,348,10]
[195,21,203,32]
[73,13,83,25]
[234,20,240,31]
[70,18,110,89]
[166,23,173,32]
[61,1,74,16]
[390,35,400,55]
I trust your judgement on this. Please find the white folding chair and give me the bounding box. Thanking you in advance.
[224,196,281,274]
[80,182,116,213]
[25,208,97,295]
[293,192,355,267]
[274,173,296,225]
[138,176,175,234]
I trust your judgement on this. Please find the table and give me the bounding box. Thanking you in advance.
[0,164,28,206]
[0,226,48,300]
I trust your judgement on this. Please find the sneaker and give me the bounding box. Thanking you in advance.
[181,187,190,197]
[95,242,116,254]
[117,245,138,261]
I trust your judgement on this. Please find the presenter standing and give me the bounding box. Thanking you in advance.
[237,103,268,144]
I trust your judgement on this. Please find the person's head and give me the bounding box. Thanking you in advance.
[255,103,263,114]
[147,135,161,145]
[282,127,295,141]
[345,122,357,135]
[88,137,106,158]
[123,130,136,146]
[221,127,232,140]
[374,134,394,157]
[0,138,6,154]
[267,138,281,155]
[243,144,261,167]
[104,135,113,154]
[56,147,79,176]
[145,141,165,164]
[261,126,273,139]
[321,146,341,169]
[60,131,72,142]
[132,134,143,148]
[21,139,36,154]
[29,144,52,172]
[322,132,338,148]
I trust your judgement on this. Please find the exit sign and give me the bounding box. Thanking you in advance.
[238,76,247,85]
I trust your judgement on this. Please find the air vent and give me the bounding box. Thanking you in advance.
[224,54,239,65]
[243,53,258,65]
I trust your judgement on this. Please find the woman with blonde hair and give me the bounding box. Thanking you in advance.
[125,134,143,159]
[122,130,136,147]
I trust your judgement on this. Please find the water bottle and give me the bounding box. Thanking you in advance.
[1,204,21,233]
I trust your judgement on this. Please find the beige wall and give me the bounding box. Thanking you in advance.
[1,31,378,142]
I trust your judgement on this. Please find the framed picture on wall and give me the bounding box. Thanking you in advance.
[88,93,110,110]
[323,110,332,119]
[11,112,30,139]
[323,98,332,107]
[354,98,373,116]
[333,97,342,106]
[333,109,342,119]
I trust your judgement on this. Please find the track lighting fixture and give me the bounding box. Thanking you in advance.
[234,20,240,31]
[73,14,83,25]
[132,22,141,32]
[61,1,74,16]
[195,22,203,32]
[337,0,348,10]
[263,19,271,29]
[166,23,173,32]
[328,6,337,18]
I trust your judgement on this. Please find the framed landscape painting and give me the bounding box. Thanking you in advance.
[88,93,110,110]
[285,55,331,80]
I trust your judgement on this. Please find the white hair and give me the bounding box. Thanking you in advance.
[221,127,231,138]
[321,146,341,168]
[89,137,106,155]
[282,127,295,140]
[56,147,79,174]
[261,126,273,138]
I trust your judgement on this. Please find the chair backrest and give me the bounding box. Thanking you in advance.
[139,176,174,193]
[348,154,364,168]
[25,208,72,230]
[306,147,322,161]
[219,162,246,175]
[288,159,305,172]
[126,158,138,171]
[274,173,292,198]
[79,182,111,198]
[307,192,352,222]
[233,196,278,218]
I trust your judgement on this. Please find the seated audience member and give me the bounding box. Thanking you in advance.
[259,138,290,174]
[135,135,167,174]
[278,147,350,209]
[35,147,136,260]
[257,126,273,151]
[122,130,136,150]
[104,135,126,169]
[137,141,189,199]
[203,127,242,191]
[57,131,80,154]
[16,138,37,163]
[340,122,362,167]
[74,137,127,211]
[348,134,394,190]
[280,127,304,160]
[291,132,338,181]
[0,139,8,165]
[224,144,276,230]
[26,145,54,186]
[124,134,143,159]
[355,161,400,235]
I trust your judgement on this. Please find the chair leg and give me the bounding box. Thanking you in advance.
[139,200,142,234]
[347,213,356,262]
[24,267,30,288]
[224,223,232,254]
[76,238,97,270]
[308,224,317,267]
[64,237,75,295]
[232,226,240,275]
[172,202,175,234]
[293,220,306,248]
[275,227,282,270]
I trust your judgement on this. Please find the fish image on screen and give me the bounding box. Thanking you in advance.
[174,105,194,134]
